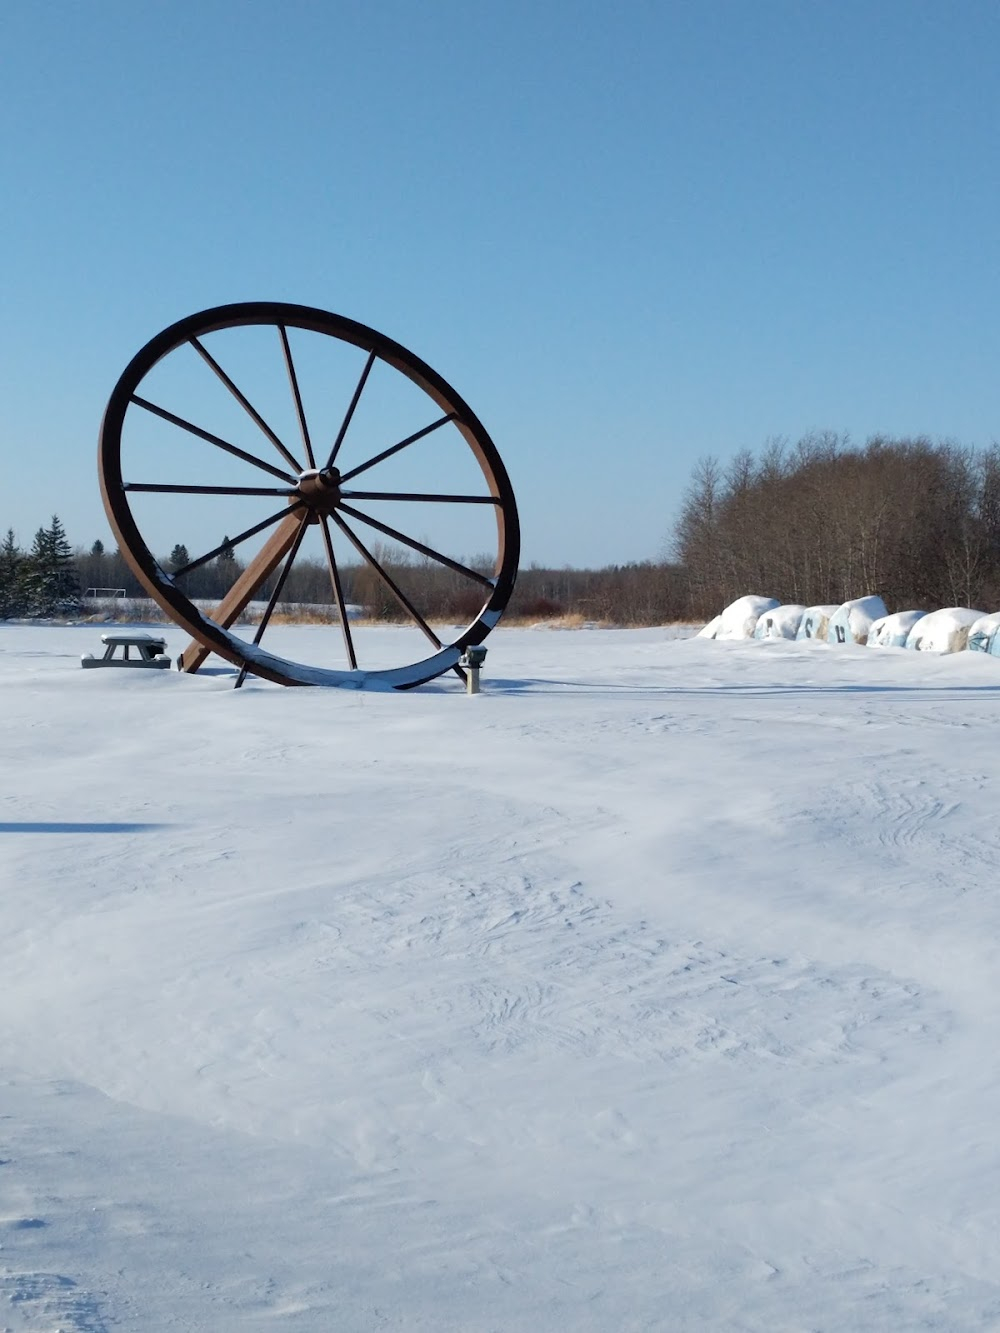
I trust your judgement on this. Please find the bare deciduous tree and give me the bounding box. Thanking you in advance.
[673,435,1000,617]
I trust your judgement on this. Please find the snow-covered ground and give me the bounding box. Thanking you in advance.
[3,623,1000,1331]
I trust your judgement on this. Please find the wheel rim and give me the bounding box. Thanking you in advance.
[98,302,520,687]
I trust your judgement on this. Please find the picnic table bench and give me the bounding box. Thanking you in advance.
[81,633,171,669]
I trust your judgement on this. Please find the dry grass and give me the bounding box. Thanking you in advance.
[79,600,690,632]
[264,611,599,629]
[256,609,349,626]
[498,611,597,629]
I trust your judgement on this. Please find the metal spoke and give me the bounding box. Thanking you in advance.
[339,414,456,483]
[326,348,376,469]
[173,501,305,578]
[340,489,499,505]
[278,324,316,470]
[336,501,495,588]
[177,510,305,674]
[190,336,303,474]
[234,517,309,688]
[330,512,444,651]
[131,396,296,484]
[124,483,296,496]
[318,516,358,669]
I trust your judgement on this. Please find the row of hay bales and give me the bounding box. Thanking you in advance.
[697,595,1000,655]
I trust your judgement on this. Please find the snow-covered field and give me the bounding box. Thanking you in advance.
[3,623,1000,1330]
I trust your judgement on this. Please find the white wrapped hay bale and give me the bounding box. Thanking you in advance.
[905,607,983,653]
[795,605,839,640]
[867,610,926,648]
[715,595,780,640]
[753,604,806,640]
[965,613,1000,654]
[827,596,887,645]
[696,615,723,639]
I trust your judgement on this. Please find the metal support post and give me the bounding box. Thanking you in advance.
[460,645,487,695]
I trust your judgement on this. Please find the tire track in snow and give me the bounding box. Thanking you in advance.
[0,1268,108,1332]
[0,1132,109,1333]
[454,874,942,1071]
[260,866,948,1080]
[863,777,959,849]
[803,768,999,909]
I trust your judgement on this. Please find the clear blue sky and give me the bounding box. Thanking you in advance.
[1,0,998,568]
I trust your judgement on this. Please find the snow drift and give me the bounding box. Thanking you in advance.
[867,610,926,648]
[905,607,984,652]
[714,595,780,640]
[827,595,887,645]
[753,604,806,639]
[5,623,1000,1329]
[967,613,1000,654]
[795,605,839,640]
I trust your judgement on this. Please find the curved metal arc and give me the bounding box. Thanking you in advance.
[336,501,495,589]
[190,336,303,474]
[120,302,518,541]
[130,395,296,484]
[217,631,464,691]
[110,302,515,514]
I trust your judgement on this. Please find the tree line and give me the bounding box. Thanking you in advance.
[0,516,82,617]
[15,436,986,629]
[674,434,1000,619]
[0,520,689,624]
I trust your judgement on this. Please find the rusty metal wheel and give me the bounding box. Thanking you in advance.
[98,302,519,688]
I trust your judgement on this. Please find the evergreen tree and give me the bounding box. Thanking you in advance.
[0,529,25,618]
[215,536,238,588]
[23,516,81,617]
[167,542,191,571]
[90,539,105,557]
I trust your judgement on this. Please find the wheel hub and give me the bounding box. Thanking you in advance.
[297,466,341,519]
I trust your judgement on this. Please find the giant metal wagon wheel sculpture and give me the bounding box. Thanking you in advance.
[98,302,519,688]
